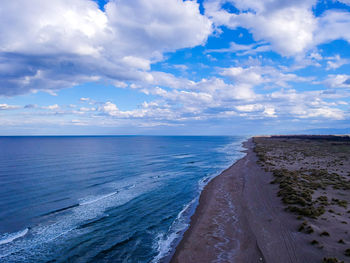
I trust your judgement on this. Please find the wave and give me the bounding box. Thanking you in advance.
[151,198,197,263]
[0,137,246,262]
[40,204,79,217]
[0,179,159,261]
[0,228,29,246]
[151,172,220,263]
[40,191,121,217]
[215,138,247,166]
[151,139,247,263]
[123,184,135,190]
[79,191,118,206]
[90,234,136,261]
[173,154,195,159]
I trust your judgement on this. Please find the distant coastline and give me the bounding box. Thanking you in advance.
[171,135,350,263]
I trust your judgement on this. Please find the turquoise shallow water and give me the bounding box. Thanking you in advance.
[0,136,246,262]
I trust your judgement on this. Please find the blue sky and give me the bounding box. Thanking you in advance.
[0,0,350,135]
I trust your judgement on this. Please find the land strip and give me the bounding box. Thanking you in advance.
[171,136,350,263]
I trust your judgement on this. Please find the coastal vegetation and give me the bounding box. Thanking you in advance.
[254,135,350,262]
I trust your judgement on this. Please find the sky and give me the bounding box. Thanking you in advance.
[0,0,350,135]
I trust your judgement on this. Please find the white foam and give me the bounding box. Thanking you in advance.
[212,192,239,263]
[151,169,222,263]
[0,228,28,246]
[215,138,247,166]
[151,138,246,263]
[152,198,197,263]
[79,191,118,206]
[125,184,136,190]
[0,179,159,261]
[173,154,195,159]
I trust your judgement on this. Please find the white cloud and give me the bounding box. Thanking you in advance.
[263,106,277,117]
[6,68,349,128]
[323,74,350,88]
[173,64,189,71]
[88,65,339,122]
[205,0,317,57]
[0,104,20,110]
[146,71,195,90]
[112,81,128,88]
[269,89,346,120]
[79,107,95,112]
[309,52,323,60]
[206,42,271,56]
[71,119,89,126]
[292,106,345,120]
[338,0,350,5]
[221,67,263,86]
[243,6,315,56]
[42,104,60,110]
[235,103,276,118]
[315,10,350,46]
[235,104,264,112]
[0,0,212,95]
[220,65,312,88]
[326,54,350,70]
[205,0,350,58]
[0,0,108,56]
[100,101,119,116]
[122,56,150,70]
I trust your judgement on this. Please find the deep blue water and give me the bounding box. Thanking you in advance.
[0,136,245,263]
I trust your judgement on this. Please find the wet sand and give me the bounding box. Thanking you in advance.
[171,138,325,263]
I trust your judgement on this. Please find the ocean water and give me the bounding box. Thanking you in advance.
[0,136,246,263]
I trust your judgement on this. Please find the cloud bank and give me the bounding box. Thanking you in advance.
[0,0,350,133]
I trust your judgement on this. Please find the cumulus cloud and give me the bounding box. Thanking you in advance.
[326,55,350,70]
[204,0,350,57]
[235,104,264,112]
[322,74,350,88]
[220,65,312,88]
[291,105,345,120]
[269,89,346,120]
[315,10,350,46]
[205,0,317,57]
[42,104,60,110]
[9,64,347,128]
[0,0,212,95]
[80,65,344,122]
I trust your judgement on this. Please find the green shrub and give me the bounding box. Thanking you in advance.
[345,248,350,257]
[323,258,344,263]
[310,240,319,245]
[320,231,330,236]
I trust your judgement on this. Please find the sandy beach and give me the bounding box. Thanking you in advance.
[171,136,350,263]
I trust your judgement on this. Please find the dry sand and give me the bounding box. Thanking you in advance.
[170,137,348,263]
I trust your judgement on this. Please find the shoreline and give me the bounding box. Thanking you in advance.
[170,138,264,263]
[170,137,328,263]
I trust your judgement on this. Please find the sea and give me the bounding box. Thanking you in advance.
[0,136,246,263]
